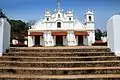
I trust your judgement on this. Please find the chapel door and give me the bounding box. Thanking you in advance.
[35,36,40,46]
[56,36,63,46]
[78,36,83,46]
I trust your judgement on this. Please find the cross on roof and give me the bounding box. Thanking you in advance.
[57,0,60,11]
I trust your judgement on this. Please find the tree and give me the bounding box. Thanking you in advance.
[10,20,29,43]
[102,31,107,37]
[28,20,36,26]
[26,20,36,29]
[95,29,102,40]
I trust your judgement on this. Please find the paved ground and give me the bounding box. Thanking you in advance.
[10,46,108,49]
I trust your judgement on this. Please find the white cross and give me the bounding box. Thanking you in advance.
[58,0,60,10]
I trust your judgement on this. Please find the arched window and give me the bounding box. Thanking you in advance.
[89,16,92,21]
[69,18,71,21]
[58,14,60,18]
[47,18,49,21]
[57,22,61,28]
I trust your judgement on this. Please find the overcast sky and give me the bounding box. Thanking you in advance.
[0,0,120,30]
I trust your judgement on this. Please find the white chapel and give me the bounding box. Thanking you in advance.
[28,0,95,47]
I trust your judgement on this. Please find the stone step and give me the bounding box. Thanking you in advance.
[0,67,120,75]
[4,52,114,57]
[6,52,114,54]
[0,61,120,67]
[0,74,120,80]
[0,56,119,62]
[9,47,110,52]
[2,47,119,80]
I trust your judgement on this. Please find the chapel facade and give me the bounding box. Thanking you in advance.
[28,0,95,47]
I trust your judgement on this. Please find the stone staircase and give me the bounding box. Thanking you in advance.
[0,47,120,80]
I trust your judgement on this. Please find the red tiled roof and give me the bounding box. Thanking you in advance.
[29,32,43,36]
[52,32,67,36]
[75,31,89,36]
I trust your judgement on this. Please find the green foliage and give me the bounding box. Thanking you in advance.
[10,20,29,43]
[102,31,107,37]
[95,29,107,40]
[95,29,102,40]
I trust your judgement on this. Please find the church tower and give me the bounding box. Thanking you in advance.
[85,10,95,30]
[85,10,95,45]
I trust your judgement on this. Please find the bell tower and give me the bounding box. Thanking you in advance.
[85,9,95,45]
[85,10,95,30]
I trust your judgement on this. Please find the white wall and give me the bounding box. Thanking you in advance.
[83,36,88,45]
[63,36,68,46]
[54,36,56,46]
[87,31,95,46]
[43,31,54,46]
[28,36,34,47]
[43,32,48,46]
[3,19,11,53]
[31,9,92,31]
[86,23,95,30]
[107,15,120,56]
[0,18,11,56]
[0,19,4,56]
[40,36,44,46]
[67,31,77,46]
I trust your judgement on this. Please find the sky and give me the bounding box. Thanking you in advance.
[0,0,120,30]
